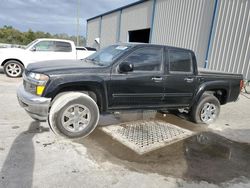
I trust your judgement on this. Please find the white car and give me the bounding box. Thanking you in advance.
[0,38,96,77]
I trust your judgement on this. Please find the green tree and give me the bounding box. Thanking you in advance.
[0,26,86,46]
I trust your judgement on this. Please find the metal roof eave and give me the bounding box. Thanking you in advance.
[87,0,148,22]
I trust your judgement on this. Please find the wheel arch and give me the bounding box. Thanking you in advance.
[192,81,230,107]
[1,59,24,67]
[48,83,107,112]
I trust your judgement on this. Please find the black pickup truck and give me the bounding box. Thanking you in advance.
[17,43,243,138]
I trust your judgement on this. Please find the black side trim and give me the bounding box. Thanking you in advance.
[112,93,163,98]
[164,93,193,97]
[108,104,189,111]
[112,93,192,98]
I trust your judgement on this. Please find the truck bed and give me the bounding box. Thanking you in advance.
[198,68,243,79]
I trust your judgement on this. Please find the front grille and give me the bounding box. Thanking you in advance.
[23,79,36,95]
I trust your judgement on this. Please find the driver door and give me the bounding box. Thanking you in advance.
[107,46,165,109]
[28,41,55,63]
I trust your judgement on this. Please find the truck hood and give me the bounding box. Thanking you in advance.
[0,47,25,55]
[26,59,101,74]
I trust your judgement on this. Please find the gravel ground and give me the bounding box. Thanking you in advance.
[0,72,249,188]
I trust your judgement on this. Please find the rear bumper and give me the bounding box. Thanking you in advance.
[17,85,51,121]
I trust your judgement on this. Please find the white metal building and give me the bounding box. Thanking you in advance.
[86,0,250,79]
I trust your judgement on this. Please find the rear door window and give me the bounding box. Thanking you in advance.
[54,41,72,52]
[169,50,193,74]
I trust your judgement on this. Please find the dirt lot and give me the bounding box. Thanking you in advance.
[0,72,250,188]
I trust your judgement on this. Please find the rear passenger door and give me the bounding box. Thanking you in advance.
[163,49,197,107]
[53,41,75,59]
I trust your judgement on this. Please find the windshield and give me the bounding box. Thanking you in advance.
[24,39,38,50]
[85,45,131,66]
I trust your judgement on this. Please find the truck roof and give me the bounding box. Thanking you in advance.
[118,42,195,53]
[36,38,74,43]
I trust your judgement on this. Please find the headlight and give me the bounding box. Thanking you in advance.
[27,72,49,96]
[29,72,49,82]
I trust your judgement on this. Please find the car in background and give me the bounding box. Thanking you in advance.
[76,46,96,58]
[0,38,96,78]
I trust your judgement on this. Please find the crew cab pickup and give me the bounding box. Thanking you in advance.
[0,38,95,78]
[17,43,243,138]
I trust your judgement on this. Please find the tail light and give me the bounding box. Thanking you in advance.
[240,80,244,91]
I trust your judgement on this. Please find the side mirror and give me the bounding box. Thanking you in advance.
[30,47,36,52]
[94,38,100,44]
[119,62,134,73]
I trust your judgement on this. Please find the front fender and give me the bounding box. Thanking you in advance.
[43,76,109,112]
[0,49,28,67]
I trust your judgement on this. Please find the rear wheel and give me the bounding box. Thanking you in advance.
[190,94,220,124]
[48,92,99,138]
[3,60,24,78]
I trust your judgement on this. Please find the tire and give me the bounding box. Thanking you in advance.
[48,92,99,139]
[3,60,24,78]
[190,94,220,124]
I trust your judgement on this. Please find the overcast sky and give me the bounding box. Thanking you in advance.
[0,0,137,36]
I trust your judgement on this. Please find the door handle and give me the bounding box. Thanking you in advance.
[184,78,194,83]
[152,77,163,81]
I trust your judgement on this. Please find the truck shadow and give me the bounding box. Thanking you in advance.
[76,111,250,185]
[0,121,49,188]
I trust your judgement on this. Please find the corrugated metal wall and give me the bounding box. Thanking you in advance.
[207,0,250,79]
[151,0,215,67]
[86,0,250,79]
[100,12,119,48]
[86,18,100,48]
[119,1,152,42]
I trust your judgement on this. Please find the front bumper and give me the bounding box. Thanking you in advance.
[17,85,51,121]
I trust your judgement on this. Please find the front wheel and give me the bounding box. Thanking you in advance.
[3,60,24,78]
[48,92,99,138]
[190,94,220,124]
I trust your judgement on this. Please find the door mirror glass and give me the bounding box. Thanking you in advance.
[119,62,134,73]
[30,47,36,52]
